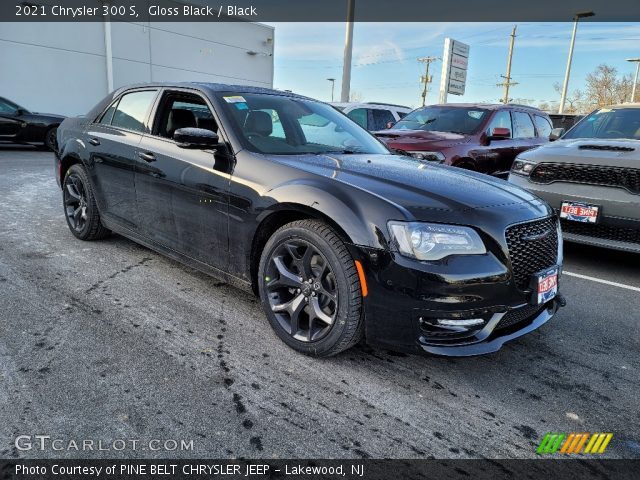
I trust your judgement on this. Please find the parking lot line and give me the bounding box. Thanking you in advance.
[564,271,640,293]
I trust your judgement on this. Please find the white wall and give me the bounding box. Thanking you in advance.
[0,20,274,116]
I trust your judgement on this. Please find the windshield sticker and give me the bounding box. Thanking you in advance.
[235,103,249,110]
[468,111,484,119]
[223,95,246,103]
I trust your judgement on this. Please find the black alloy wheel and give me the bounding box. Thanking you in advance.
[64,172,89,233]
[258,220,364,357]
[62,164,110,241]
[265,239,338,342]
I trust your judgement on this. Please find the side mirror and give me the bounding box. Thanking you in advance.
[174,127,219,149]
[15,108,26,116]
[549,127,565,141]
[386,121,395,129]
[489,127,511,140]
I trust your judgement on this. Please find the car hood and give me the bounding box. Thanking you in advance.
[519,138,640,168]
[265,153,545,218]
[373,129,470,149]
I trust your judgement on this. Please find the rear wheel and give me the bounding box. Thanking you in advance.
[44,127,57,151]
[62,164,110,240]
[258,220,364,357]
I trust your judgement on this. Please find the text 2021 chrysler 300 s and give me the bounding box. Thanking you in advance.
[55,83,565,357]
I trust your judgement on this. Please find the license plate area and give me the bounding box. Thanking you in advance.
[530,266,558,305]
[560,201,600,223]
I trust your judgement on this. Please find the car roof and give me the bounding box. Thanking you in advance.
[115,81,314,101]
[331,102,412,110]
[419,102,546,113]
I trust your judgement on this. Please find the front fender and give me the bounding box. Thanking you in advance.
[261,179,398,249]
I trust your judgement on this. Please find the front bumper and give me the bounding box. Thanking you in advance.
[509,174,640,253]
[349,246,564,357]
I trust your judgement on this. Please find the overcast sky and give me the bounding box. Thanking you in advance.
[268,22,640,107]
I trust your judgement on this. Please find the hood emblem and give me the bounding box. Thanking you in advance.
[522,229,551,242]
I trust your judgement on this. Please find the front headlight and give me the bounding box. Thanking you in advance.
[511,158,536,176]
[407,151,445,162]
[388,221,486,261]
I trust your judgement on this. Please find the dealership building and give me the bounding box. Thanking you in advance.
[0,20,274,116]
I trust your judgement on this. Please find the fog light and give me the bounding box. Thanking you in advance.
[437,318,484,327]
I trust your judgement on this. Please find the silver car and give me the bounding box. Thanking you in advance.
[508,104,640,254]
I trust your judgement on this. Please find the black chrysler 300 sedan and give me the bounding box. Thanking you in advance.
[55,83,564,357]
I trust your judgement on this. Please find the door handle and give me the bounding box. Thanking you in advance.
[88,138,100,146]
[138,152,156,162]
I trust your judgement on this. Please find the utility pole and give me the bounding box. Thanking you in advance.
[559,11,595,113]
[418,56,438,106]
[327,78,336,102]
[340,0,355,102]
[496,25,518,104]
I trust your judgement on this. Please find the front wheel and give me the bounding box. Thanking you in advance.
[258,220,364,357]
[62,164,110,241]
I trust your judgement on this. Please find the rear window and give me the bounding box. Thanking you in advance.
[110,90,157,132]
[534,115,552,138]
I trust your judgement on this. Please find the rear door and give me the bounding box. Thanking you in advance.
[135,89,230,270]
[84,89,158,230]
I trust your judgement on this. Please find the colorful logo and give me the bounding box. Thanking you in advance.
[537,432,613,455]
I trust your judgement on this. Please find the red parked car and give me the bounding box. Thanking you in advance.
[374,103,553,176]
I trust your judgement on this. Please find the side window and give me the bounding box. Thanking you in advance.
[486,110,512,137]
[396,111,408,119]
[98,99,119,125]
[371,109,395,131]
[111,90,157,132]
[512,111,536,138]
[534,115,552,138]
[346,108,368,129]
[154,94,217,139]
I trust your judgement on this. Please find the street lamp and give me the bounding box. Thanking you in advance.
[327,78,336,102]
[627,58,640,103]
[558,11,595,114]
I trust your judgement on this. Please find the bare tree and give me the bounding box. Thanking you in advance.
[553,82,584,113]
[583,64,632,108]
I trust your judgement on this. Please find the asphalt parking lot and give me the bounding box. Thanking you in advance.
[1,148,639,460]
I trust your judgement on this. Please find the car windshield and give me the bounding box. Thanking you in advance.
[0,97,27,114]
[562,107,640,140]
[216,92,389,155]
[392,106,488,135]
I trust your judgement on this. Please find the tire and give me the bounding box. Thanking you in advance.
[258,220,364,357]
[62,164,110,241]
[44,127,58,151]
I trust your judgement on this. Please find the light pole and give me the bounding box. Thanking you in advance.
[340,0,355,102]
[327,78,336,102]
[558,11,595,114]
[627,58,640,103]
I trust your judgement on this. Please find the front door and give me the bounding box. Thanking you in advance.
[135,90,230,270]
